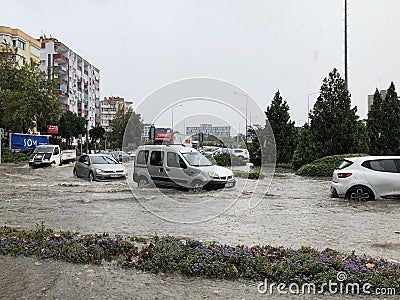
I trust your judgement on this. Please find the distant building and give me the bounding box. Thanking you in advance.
[367,90,387,112]
[39,37,100,129]
[142,125,171,143]
[0,26,41,65]
[186,124,231,139]
[100,96,133,132]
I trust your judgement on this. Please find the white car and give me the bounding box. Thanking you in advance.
[232,148,249,160]
[331,156,400,200]
[203,146,221,156]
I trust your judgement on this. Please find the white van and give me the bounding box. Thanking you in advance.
[133,145,235,190]
[29,145,76,167]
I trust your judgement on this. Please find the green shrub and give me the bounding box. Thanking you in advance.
[232,169,264,179]
[1,147,30,164]
[213,153,246,167]
[296,153,368,177]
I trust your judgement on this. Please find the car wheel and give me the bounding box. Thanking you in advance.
[346,186,374,201]
[191,179,204,192]
[138,176,149,186]
[88,171,95,182]
[73,168,79,177]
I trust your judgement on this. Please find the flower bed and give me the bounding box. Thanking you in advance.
[0,224,398,294]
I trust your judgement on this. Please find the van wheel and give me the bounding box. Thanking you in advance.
[88,172,95,182]
[138,176,149,186]
[191,180,204,192]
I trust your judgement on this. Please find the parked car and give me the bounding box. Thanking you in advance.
[330,156,400,200]
[110,151,130,163]
[212,147,232,156]
[133,145,236,190]
[202,146,220,156]
[128,150,137,160]
[232,148,249,160]
[73,154,127,181]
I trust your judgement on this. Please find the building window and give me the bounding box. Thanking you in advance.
[17,39,25,50]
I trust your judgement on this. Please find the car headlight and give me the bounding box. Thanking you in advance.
[95,168,103,174]
[208,171,220,179]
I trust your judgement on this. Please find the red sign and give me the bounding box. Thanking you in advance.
[47,125,59,134]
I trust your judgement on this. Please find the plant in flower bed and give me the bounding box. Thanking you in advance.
[0,224,399,294]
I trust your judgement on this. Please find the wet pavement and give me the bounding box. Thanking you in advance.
[0,162,399,299]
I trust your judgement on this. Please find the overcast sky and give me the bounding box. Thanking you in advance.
[2,0,400,131]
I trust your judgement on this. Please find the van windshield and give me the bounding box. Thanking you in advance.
[182,152,213,167]
[33,146,54,153]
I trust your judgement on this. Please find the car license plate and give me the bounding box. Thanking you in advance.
[110,174,120,178]
[225,181,234,188]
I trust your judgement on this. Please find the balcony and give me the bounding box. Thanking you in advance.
[53,53,68,64]
[54,65,67,75]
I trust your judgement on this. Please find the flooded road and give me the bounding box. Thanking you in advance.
[1,162,399,299]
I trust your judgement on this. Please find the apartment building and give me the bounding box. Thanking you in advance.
[39,37,100,129]
[0,26,41,65]
[100,96,133,132]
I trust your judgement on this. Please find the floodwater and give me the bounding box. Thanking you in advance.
[0,162,399,299]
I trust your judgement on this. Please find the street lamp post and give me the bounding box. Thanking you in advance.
[234,91,249,140]
[171,104,183,142]
[85,117,89,154]
[307,92,320,125]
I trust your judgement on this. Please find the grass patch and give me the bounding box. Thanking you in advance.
[0,224,398,294]
[295,153,368,177]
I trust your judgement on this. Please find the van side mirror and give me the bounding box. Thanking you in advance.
[180,161,187,169]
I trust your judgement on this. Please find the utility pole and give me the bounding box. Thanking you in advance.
[344,0,348,90]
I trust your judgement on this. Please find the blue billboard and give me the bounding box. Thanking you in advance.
[10,133,50,151]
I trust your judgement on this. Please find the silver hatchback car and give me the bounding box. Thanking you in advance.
[331,156,400,200]
[73,154,127,181]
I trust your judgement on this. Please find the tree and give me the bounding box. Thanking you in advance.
[380,82,400,155]
[58,111,86,147]
[108,108,144,150]
[0,43,60,133]
[366,89,385,155]
[247,126,261,166]
[89,126,106,150]
[292,124,315,171]
[309,68,366,158]
[265,90,298,164]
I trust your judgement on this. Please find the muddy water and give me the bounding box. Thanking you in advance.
[1,163,399,299]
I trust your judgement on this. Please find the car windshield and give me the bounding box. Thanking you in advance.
[33,146,54,153]
[90,155,118,164]
[182,152,213,167]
